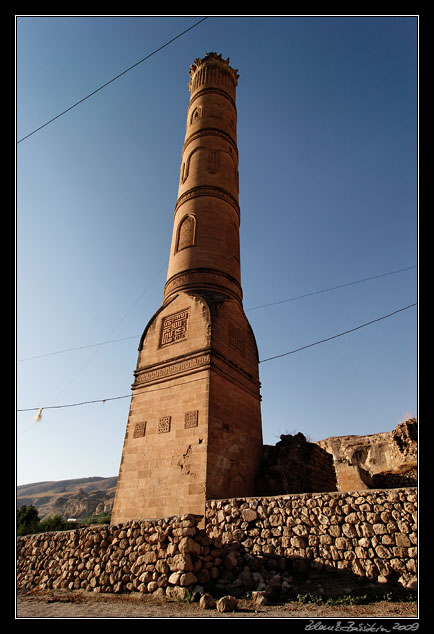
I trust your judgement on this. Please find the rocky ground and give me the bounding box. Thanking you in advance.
[16,583,418,620]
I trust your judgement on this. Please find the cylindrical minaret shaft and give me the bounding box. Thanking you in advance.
[164,53,242,304]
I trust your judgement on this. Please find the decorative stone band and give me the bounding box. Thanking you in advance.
[188,84,237,111]
[174,185,240,219]
[164,268,243,304]
[183,127,238,155]
[133,345,259,397]
[133,352,211,389]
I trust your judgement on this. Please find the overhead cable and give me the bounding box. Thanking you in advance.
[17,17,208,144]
[17,375,208,413]
[259,303,417,364]
[17,302,417,414]
[246,265,417,312]
[17,264,416,362]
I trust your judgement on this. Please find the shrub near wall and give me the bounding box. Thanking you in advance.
[205,488,417,592]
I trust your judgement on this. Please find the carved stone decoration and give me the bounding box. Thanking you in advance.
[181,147,218,183]
[185,410,199,428]
[164,269,242,303]
[190,105,202,124]
[160,309,189,347]
[188,52,239,93]
[133,421,146,438]
[228,321,245,356]
[135,354,211,387]
[158,416,171,433]
[174,185,240,218]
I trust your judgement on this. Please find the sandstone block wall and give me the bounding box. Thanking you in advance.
[112,290,263,524]
[17,488,417,597]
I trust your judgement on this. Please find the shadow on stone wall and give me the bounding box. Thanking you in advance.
[204,488,417,600]
[200,533,417,605]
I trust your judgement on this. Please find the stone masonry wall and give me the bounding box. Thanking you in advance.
[204,488,417,594]
[17,488,417,599]
[17,514,209,600]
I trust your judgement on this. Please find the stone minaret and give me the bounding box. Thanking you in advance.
[112,53,263,523]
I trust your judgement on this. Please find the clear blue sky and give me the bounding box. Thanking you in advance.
[16,15,418,486]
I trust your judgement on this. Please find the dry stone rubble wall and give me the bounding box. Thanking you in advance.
[17,488,417,598]
[205,488,417,592]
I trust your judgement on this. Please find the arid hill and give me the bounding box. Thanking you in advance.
[17,476,117,520]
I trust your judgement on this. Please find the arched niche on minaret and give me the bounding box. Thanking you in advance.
[175,214,197,253]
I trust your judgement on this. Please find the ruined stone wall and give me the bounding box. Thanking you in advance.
[256,433,337,496]
[17,488,417,598]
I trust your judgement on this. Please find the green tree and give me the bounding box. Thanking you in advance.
[17,506,72,535]
[38,515,70,532]
[17,505,40,536]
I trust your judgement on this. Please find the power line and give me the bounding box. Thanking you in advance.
[17,375,208,413]
[48,261,167,403]
[18,264,416,362]
[19,394,132,413]
[259,302,417,364]
[17,302,416,414]
[18,335,139,362]
[17,17,208,144]
[245,265,417,312]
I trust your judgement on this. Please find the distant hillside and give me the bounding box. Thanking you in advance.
[17,476,118,520]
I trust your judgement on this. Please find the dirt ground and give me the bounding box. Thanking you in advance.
[16,588,418,620]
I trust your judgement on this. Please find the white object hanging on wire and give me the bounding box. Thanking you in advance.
[33,408,43,422]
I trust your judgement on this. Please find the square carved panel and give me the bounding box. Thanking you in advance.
[158,416,171,433]
[133,421,146,438]
[184,410,199,428]
[160,309,189,347]
[228,321,245,356]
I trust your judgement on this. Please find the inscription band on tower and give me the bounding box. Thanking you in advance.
[133,353,211,388]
